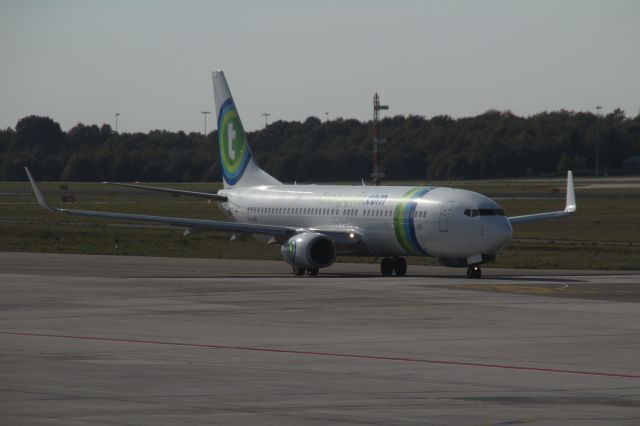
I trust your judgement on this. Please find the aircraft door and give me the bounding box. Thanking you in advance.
[439,201,454,232]
[332,203,343,226]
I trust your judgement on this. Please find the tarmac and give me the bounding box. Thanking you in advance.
[1,252,639,425]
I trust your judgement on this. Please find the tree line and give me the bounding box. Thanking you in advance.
[1,109,639,182]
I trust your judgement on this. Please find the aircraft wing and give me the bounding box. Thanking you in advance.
[508,171,576,225]
[26,167,362,245]
[103,182,227,201]
[26,167,292,238]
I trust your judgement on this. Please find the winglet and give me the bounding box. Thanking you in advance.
[507,170,576,225]
[24,167,58,212]
[565,170,576,213]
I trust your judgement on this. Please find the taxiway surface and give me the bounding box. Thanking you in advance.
[1,252,639,425]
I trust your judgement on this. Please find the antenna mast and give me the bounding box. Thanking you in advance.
[372,93,389,186]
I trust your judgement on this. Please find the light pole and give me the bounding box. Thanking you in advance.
[261,113,271,127]
[115,113,120,133]
[325,112,329,122]
[201,111,211,136]
[595,105,602,176]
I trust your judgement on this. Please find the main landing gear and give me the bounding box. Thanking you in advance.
[380,256,407,276]
[466,265,482,279]
[293,267,319,277]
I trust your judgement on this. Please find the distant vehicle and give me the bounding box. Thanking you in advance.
[26,71,576,278]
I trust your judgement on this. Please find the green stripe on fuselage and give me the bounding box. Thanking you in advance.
[393,187,430,256]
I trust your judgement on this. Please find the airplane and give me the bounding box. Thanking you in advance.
[25,70,576,279]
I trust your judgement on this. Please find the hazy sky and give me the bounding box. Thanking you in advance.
[1,0,639,132]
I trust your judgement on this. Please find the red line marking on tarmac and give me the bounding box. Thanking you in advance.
[4,331,640,379]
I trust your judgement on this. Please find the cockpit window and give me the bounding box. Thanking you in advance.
[465,208,504,217]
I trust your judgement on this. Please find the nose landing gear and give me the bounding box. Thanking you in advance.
[292,267,319,276]
[467,265,482,279]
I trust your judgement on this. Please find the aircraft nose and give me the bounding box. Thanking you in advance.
[482,217,513,253]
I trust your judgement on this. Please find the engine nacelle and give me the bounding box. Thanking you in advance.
[281,232,336,269]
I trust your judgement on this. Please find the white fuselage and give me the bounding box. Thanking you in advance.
[220,184,513,259]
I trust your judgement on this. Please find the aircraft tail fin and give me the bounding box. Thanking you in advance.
[212,70,280,188]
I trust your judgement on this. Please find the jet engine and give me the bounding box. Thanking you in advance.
[281,232,336,269]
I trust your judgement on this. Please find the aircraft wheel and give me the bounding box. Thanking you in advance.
[380,258,394,276]
[293,267,305,276]
[467,266,481,279]
[306,268,319,277]
[392,256,407,276]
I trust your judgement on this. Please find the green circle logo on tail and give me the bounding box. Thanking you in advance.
[218,99,252,185]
